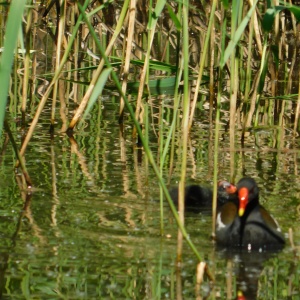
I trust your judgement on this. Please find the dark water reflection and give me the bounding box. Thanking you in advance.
[0,96,299,299]
[214,248,284,299]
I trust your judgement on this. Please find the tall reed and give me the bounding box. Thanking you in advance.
[0,0,26,136]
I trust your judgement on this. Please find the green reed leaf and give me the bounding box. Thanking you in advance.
[148,0,166,29]
[220,0,258,69]
[81,68,112,122]
[222,0,229,9]
[166,3,182,30]
[262,4,300,32]
[0,0,26,137]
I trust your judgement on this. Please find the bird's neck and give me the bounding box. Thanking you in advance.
[239,197,259,245]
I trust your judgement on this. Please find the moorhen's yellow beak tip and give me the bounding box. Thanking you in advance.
[238,208,245,217]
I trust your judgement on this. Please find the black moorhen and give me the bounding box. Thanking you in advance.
[216,177,285,250]
[170,180,237,212]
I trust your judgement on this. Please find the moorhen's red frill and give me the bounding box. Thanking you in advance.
[170,181,237,212]
[216,177,285,250]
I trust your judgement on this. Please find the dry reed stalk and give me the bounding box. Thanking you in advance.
[211,80,221,239]
[17,0,90,163]
[58,79,68,132]
[248,0,262,56]
[209,14,215,106]
[176,264,183,300]
[68,0,130,130]
[18,80,55,162]
[72,6,80,103]
[51,0,66,125]
[188,1,215,131]
[133,28,155,136]
[22,5,33,118]
[31,9,38,103]
[294,75,300,133]
[286,48,296,95]
[288,227,300,253]
[195,261,206,299]
[244,35,267,129]
[119,0,136,119]
[274,0,280,38]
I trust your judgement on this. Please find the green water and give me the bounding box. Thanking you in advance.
[0,95,299,299]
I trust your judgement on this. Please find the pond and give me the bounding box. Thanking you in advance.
[1,93,299,299]
[0,1,300,299]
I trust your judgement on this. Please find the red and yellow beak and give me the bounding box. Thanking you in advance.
[238,187,249,216]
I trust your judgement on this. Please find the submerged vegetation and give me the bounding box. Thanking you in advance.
[0,0,300,298]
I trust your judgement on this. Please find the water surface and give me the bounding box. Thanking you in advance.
[0,95,299,299]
